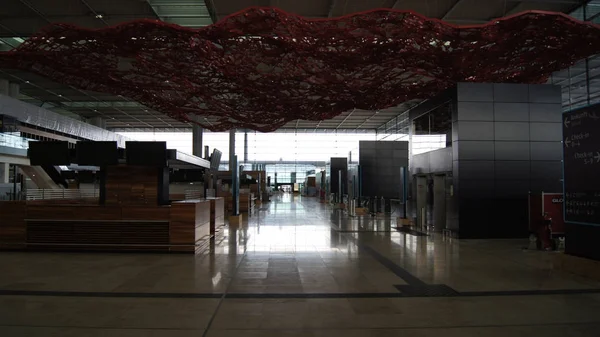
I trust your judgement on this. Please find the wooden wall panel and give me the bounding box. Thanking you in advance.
[105,166,159,205]
[27,220,169,249]
[0,201,26,248]
[121,206,170,220]
[170,200,211,252]
[25,205,121,220]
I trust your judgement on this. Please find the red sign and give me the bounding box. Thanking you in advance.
[542,193,565,234]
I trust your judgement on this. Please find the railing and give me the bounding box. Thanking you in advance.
[184,189,203,200]
[25,189,99,200]
[0,133,30,149]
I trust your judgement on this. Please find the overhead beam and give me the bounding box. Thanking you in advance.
[204,0,219,23]
[442,0,464,20]
[17,0,51,24]
[328,0,337,18]
[79,0,109,26]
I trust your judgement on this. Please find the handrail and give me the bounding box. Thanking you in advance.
[0,133,30,149]
[25,189,99,200]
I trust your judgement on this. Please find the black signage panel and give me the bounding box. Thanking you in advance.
[76,141,118,166]
[126,141,167,167]
[563,105,600,225]
[28,141,71,165]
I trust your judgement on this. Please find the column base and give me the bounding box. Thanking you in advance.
[228,214,243,226]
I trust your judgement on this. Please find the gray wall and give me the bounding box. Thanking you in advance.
[359,141,408,198]
[452,83,563,238]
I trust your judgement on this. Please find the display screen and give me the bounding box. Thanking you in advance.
[125,141,167,167]
[28,141,71,165]
[76,141,118,166]
[210,149,222,171]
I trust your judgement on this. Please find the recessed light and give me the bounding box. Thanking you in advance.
[95,14,103,19]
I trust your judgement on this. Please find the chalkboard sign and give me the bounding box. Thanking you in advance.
[563,105,600,225]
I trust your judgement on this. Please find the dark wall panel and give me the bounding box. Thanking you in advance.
[530,104,562,122]
[493,83,529,102]
[494,161,530,180]
[451,83,562,238]
[360,141,409,198]
[530,123,562,141]
[454,141,495,160]
[457,83,493,101]
[530,142,563,161]
[493,103,529,121]
[330,157,348,196]
[454,121,494,141]
[457,161,495,180]
[494,142,530,160]
[457,102,493,121]
[494,122,530,141]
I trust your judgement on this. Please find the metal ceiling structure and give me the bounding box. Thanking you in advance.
[0,0,589,131]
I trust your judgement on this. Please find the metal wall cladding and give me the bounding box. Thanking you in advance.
[448,83,563,238]
[0,94,128,147]
[359,140,408,198]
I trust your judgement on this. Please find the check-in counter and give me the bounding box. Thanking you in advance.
[170,199,211,252]
[0,198,221,253]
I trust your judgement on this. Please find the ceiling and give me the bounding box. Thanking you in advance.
[0,0,587,131]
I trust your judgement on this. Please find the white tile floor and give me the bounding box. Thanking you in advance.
[1,194,600,336]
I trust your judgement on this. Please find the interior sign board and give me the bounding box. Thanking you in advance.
[563,105,600,225]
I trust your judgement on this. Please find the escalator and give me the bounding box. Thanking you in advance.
[40,165,68,188]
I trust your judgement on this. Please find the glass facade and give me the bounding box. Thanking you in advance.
[118,130,376,184]
[549,1,600,111]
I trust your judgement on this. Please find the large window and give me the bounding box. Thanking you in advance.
[118,130,375,166]
[549,1,600,111]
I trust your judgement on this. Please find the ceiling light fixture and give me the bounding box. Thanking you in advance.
[95,14,103,19]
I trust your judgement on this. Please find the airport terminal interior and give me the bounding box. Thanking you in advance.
[2,0,600,336]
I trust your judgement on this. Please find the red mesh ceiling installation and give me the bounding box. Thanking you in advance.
[1,7,600,131]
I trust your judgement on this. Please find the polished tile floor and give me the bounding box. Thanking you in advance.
[2,194,600,336]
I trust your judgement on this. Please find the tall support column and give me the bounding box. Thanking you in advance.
[231,155,239,216]
[0,162,9,184]
[244,131,248,163]
[0,79,9,96]
[229,129,235,171]
[8,83,19,98]
[192,124,203,157]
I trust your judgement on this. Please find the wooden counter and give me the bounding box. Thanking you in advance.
[0,199,216,253]
[170,199,211,252]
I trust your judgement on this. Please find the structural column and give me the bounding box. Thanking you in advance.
[0,163,9,184]
[192,124,203,158]
[229,129,235,171]
[0,79,10,96]
[244,130,248,163]
[8,83,19,98]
